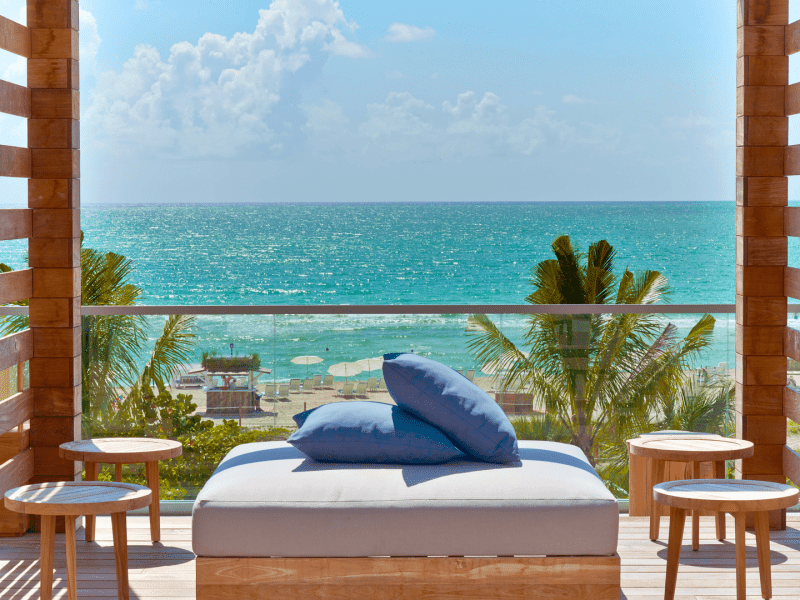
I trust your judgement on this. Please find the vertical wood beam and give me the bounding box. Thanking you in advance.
[736,0,788,530]
[27,0,81,482]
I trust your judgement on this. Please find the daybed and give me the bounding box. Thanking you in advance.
[192,440,621,599]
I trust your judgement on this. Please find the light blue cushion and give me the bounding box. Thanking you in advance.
[382,353,519,463]
[288,401,466,464]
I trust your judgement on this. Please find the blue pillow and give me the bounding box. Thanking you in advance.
[382,353,519,463]
[288,401,466,464]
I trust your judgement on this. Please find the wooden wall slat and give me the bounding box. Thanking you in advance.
[786,326,800,362]
[736,206,784,236]
[738,25,785,56]
[737,146,785,176]
[0,269,32,305]
[785,145,800,175]
[738,383,784,414]
[0,16,30,58]
[737,176,788,206]
[736,235,787,266]
[740,86,785,116]
[0,447,33,495]
[0,80,31,119]
[0,330,33,374]
[787,20,800,55]
[0,209,31,241]
[738,324,784,355]
[784,445,800,486]
[785,387,800,425]
[787,82,800,116]
[786,207,800,237]
[786,266,800,300]
[0,145,31,178]
[739,0,789,27]
[0,390,33,439]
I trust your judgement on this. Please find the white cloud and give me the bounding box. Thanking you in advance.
[385,23,435,43]
[85,0,370,158]
[80,9,102,76]
[359,92,435,138]
[562,94,595,104]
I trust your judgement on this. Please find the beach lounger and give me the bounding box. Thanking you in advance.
[263,383,276,401]
[312,374,322,389]
[337,382,355,398]
[354,381,368,397]
[322,374,334,389]
[465,369,476,382]
[277,384,290,401]
[366,377,379,391]
[302,378,314,393]
[289,378,301,394]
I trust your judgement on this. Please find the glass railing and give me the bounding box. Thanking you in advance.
[1,304,742,500]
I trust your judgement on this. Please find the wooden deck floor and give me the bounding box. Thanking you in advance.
[2,514,800,599]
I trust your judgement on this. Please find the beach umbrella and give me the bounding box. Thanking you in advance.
[290,355,324,375]
[327,362,363,382]
[355,356,384,374]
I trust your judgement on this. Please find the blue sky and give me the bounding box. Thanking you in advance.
[0,1,753,204]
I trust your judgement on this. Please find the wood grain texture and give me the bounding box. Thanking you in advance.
[28,237,81,269]
[736,324,783,355]
[653,478,797,512]
[196,555,621,600]
[0,329,33,374]
[786,266,800,299]
[33,446,76,478]
[785,144,800,175]
[0,209,31,241]
[0,448,34,497]
[28,119,79,149]
[32,326,80,358]
[28,0,79,29]
[111,511,130,600]
[0,426,29,464]
[29,356,81,389]
[787,205,800,236]
[0,79,30,118]
[787,19,800,54]
[32,267,80,299]
[0,389,33,438]
[4,481,152,516]
[783,444,800,485]
[736,295,787,325]
[736,206,785,235]
[28,178,79,209]
[29,413,80,448]
[736,176,787,205]
[30,208,80,239]
[736,146,784,176]
[737,55,788,87]
[30,88,79,120]
[0,15,30,58]
[31,149,79,179]
[0,269,32,305]
[786,325,800,362]
[738,85,785,117]
[629,437,754,463]
[784,386,800,424]
[738,24,785,56]
[738,0,789,26]
[737,382,784,414]
[28,58,78,89]
[739,442,784,474]
[736,115,788,146]
[34,385,81,417]
[736,235,787,265]
[736,353,787,386]
[59,438,183,463]
[30,28,78,60]
[736,265,784,296]
[736,412,786,444]
[0,145,31,178]
[28,297,80,328]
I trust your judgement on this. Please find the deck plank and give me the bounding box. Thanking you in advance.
[2,514,800,599]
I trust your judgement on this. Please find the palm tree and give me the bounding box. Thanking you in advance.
[467,235,716,467]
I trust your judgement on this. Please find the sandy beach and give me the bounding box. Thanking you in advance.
[176,376,500,430]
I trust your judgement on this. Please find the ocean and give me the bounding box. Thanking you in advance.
[1,202,755,379]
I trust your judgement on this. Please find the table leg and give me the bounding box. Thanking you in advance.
[734,512,747,600]
[664,505,686,600]
[40,514,56,600]
[114,462,123,482]
[65,514,78,600]
[714,460,726,541]
[754,511,772,599]
[84,461,99,542]
[144,460,161,542]
[649,458,666,541]
[691,461,700,551]
[111,511,130,600]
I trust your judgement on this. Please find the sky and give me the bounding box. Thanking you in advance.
[0,0,770,205]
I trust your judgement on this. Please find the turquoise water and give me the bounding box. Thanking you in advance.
[2,201,743,378]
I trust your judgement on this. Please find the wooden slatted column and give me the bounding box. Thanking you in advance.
[0,13,34,535]
[26,0,81,490]
[736,0,789,529]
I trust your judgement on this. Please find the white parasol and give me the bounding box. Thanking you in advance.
[327,361,364,382]
[290,355,324,375]
[355,356,384,374]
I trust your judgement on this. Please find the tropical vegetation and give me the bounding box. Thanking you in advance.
[467,235,731,494]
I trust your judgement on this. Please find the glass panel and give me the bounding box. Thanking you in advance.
[80,310,734,500]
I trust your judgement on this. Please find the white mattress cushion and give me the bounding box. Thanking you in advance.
[191,440,619,557]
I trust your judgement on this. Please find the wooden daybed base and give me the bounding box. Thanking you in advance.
[196,554,621,600]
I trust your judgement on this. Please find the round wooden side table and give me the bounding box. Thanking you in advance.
[654,479,798,600]
[4,481,151,600]
[59,437,182,543]
[628,436,754,547]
